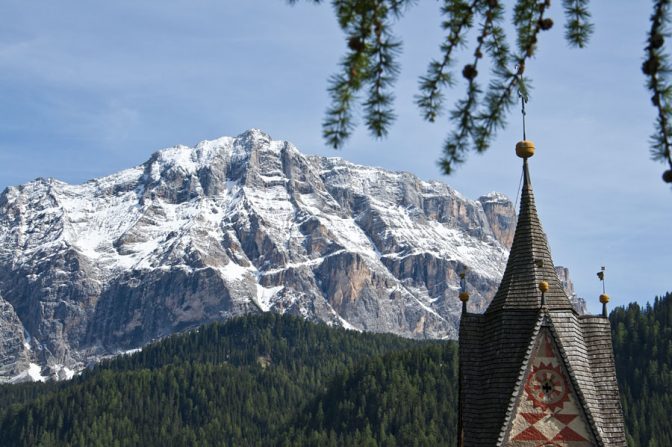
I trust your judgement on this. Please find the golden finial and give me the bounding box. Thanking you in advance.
[538,280,549,307]
[599,294,610,304]
[459,269,469,312]
[516,140,535,158]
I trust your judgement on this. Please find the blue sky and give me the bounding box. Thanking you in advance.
[0,1,669,312]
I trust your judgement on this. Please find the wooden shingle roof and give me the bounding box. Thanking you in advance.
[459,310,540,445]
[458,158,626,446]
[486,159,573,313]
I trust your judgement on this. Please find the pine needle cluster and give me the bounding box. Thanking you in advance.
[290,0,593,174]
[289,0,411,148]
[291,1,672,183]
[643,0,672,183]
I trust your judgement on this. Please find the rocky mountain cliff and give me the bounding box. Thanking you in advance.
[0,129,572,381]
[555,266,588,314]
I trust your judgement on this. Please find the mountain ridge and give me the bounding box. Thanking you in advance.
[0,129,521,381]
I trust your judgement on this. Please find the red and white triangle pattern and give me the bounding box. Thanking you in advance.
[505,330,594,446]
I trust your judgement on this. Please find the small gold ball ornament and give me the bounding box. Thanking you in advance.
[599,294,610,304]
[538,281,549,293]
[459,291,470,302]
[516,140,535,158]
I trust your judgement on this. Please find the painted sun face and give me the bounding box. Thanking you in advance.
[524,362,570,411]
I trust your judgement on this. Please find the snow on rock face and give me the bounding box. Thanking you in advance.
[0,129,517,381]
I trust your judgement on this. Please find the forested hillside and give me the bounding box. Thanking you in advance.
[611,292,672,447]
[0,314,450,446]
[288,344,458,446]
[0,294,669,446]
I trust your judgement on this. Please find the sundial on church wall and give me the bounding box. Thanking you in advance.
[505,329,595,446]
[524,361,570,412]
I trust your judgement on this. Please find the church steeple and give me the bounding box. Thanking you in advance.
[457,138,627,447]
[487,152,574,314]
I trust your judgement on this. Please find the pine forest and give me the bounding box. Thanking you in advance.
[0,292,669,447]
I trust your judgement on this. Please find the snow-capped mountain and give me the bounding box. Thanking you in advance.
[0,129,520,381]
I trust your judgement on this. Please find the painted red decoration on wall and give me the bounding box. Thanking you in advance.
[506,329,593,446]
[524,362,571,411]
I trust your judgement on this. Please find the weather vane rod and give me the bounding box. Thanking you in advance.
[597,266,606,294]
[597,266,609,317]
[519,90,528,141]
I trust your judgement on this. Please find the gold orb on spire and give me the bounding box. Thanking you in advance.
[459,291,470,302]
[516,140,535,158]
[538,281,549,293]
[599,293,610,304]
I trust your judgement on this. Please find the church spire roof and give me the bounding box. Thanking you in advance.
[458,138,627,447]
[486,148,574,313]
